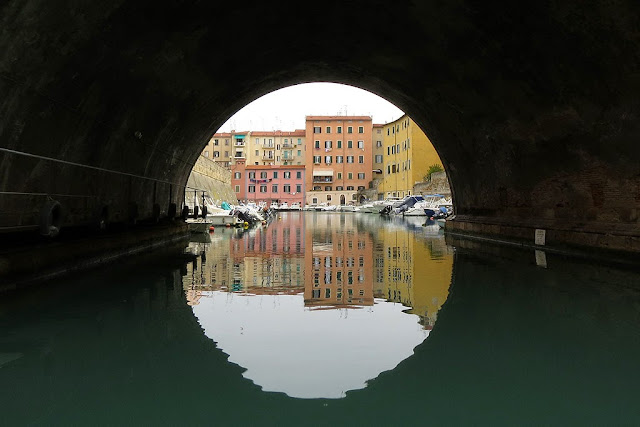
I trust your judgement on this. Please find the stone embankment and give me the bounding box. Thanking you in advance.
[186,156,238,205]
[413,171,451,197]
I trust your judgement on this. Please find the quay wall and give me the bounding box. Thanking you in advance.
[186,156,238,205]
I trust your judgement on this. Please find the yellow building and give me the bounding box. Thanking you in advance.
[378,115,442,199]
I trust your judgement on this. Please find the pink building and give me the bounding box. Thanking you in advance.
[231,160,306,206]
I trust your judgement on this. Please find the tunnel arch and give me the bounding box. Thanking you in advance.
[1,1,639,251]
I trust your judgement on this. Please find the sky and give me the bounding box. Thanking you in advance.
[217,83,404,133]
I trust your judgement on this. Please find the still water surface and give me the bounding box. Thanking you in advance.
[2,212,640,425]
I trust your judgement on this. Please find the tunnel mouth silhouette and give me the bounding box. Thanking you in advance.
[1,1,638,254]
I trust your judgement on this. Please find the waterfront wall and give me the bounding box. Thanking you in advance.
[413,171,451,197]
[187,156,238,205]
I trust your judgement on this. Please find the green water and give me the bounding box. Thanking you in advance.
[1,212,640,425]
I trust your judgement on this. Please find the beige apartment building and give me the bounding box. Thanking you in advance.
[202,130,305,167]
[244,130,306,166]
[304,116,374,206]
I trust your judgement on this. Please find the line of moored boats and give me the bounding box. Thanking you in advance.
[186,194,454,233]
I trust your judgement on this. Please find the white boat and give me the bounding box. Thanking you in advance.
[278,202,289,211]
[321,204,337,211]
[337,205,359,212]
[359,198,403,214]
[270,202,280,210]
[290,202,302,211]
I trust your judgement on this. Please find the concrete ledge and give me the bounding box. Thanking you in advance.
[446,215,640,262]
[0,223,190,292]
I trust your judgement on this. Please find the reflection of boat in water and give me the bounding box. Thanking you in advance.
[186,219,213,234]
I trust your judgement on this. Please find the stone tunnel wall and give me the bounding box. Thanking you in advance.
[0,1,639,252]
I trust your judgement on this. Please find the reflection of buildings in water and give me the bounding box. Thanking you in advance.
[182,217,305,297]
[304,214,374,309]
[372,221,454,329]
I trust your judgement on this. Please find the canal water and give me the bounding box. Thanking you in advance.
[1,212,640,425]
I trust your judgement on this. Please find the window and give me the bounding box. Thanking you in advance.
[214,151,220,158]
[358,173,365,179]
[260,172,267,179]
[255,150,259,156]
[336,155,343,163]
[357,140,364,149]
[325,141,332,149]
[296,184,301,192]
[327,195,332,201]
[347,140,353,148]
[347,186,354,190]
[260,185,267,193]
[314,156,321,164]
[273,171,278,178]
[298,138,302,144]
[387,165,391,174]
[325,288,331,298]
[347,126,353,134]
[375,155,383,163]
[387,128,390,136]
[358,155,364,163]
[347,156,354,163]
[325,156,332,164]
[326,126,331,133]
[313,186,321,191]
[312,197,318,203]
[313,126,321,133]
[315,140,320,149]
[234,185,240,192]
[376,140,382,147]
[225,151,229,157]
[284,172,291,179]
[248,185,255,193]
[255,138,259,145]
[297,150,301,156]
[225,139,230,145]
[204,150,209,157]
[248,172,255,179]
[358,186,365,190]
[272,185,278,192]
[296,171,302,178]
[234,172,241,179]
[336,186,343,191]
[337,140,342,148]
[284,184,291,192]
[348,172,353,179]
[325,186,332,191]
[337,126,342,134]
[387,147,390,155]
[214,139,219,146]
[358,126,364,133]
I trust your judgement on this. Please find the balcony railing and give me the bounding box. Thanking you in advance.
[313,177,333,183]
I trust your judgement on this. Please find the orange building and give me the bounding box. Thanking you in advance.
[304,116,373,206]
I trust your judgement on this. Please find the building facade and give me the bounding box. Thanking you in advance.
[378,115,442,199]
[244,130,306,166]
[231,160,305,206]
[304,116,373,206]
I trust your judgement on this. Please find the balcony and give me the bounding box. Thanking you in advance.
[313,176,333,183]
[262,155,275,160]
